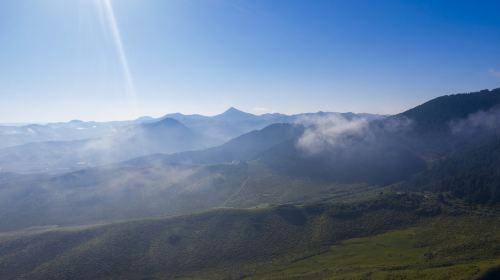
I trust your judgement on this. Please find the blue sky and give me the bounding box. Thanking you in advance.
[1,0,500,123]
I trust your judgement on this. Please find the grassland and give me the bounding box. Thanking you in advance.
[1,193,499,279]
[251,215,500,280]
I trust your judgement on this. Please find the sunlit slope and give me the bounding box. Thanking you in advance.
[1,194,500,280]
[253,215,500,280]
[0,193,442,280]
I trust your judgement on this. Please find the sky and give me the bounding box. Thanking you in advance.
[1,0,500,123]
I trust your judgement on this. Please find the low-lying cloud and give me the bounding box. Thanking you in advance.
[296,114,369,154]
[451,106,500,136]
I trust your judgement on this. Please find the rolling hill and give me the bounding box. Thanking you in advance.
[0,193,499,280]
[0,193,448,280]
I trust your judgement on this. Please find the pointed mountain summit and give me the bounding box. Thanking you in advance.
[214,107,257,121]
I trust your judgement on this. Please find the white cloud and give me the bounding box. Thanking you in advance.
[451,106,500,135]
[296,114,369,154]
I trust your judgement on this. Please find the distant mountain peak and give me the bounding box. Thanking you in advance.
[223,107,245,114]
[216,107,256,120]
[142,117,187,129]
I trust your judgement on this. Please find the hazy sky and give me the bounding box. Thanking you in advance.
[1,0,500,123]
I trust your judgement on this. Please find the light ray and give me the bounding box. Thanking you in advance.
[95,0,136,102]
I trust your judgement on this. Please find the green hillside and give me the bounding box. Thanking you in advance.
[0,193,446,280]
[1,193,500,279]
[253,215,500,279]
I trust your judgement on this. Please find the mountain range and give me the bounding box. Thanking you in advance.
[0,108,382,173]
[1,88,500,279]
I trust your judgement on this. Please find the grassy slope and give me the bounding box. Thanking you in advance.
[1,194,499,280]
[253,215,500,280]
[0,193,435,280]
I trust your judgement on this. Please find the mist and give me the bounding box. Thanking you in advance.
[450,105,500,137]
[296,114,369,154]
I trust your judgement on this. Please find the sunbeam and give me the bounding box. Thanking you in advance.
[95,0,136,102]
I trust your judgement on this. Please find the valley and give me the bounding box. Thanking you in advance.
[1,88,500,279]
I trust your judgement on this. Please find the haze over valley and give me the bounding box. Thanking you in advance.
[0,88,500,279]
[2,0,500,279]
